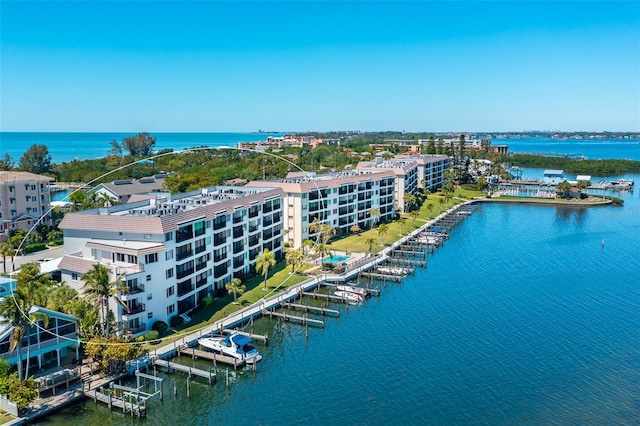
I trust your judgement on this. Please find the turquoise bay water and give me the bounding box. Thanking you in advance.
[0,132,282,164]
[36,176,640,425]
[2,133,639,164]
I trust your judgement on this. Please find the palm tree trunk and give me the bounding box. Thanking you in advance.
[16,339,23,381]
[103,298,109,338]
[263,272,268,291]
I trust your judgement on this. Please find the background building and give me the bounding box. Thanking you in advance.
[249,169,396,249]
[0,171,53,240]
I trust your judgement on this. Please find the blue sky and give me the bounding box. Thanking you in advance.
[1,1,639,132]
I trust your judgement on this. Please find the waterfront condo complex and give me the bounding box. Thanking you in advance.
[248,169,397,249]
[58,186,285,335]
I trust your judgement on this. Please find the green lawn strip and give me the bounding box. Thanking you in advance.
[147,262,313,349]
[0,413,14,424]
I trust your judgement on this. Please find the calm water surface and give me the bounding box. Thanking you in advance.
[36,174,640,425]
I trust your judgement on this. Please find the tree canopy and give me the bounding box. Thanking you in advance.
[119,132,157,157]
[19,144,51,174]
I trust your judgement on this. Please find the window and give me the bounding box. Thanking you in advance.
[147,293,152,300]
[166,286,174,297]
[166,268,174,279]
[144,233,152,239]
[165,232,173,242]
[145,253,158,263]
[167,304,175,315]
[146,274,151,281]
[166,250,173,261]
[71,273,79,280]
[147,312,153,319]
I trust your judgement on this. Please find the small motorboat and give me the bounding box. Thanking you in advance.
[334,290,363,305]
[198,332,262,364]
[336,283,371,298]
[377,266,408,276]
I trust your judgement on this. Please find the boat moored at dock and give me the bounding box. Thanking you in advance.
[198,333,263,364]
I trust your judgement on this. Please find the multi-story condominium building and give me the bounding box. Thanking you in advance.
[58,185,285,336]
[0,171,53,238]
[356,158,420,213]
[248,170,396,249]
[395,154,449,191]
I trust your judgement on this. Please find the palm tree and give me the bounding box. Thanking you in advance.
[368,208,380,228]
[81,264,125,337]
[350,224,361,235]
[365,237,376,255]
[302,239,315,255]
[557,180,571,199]
[225,278,245,304]
[438,197,445,213]
[377,223,389,245]
[0,286,48,380]
[0,242,15,274]
[410,210,419,226]
[255,249,276,291]
[426,203,435,218]
[285,248,305,273]
[315,244,332,265]
[404,192,417,212]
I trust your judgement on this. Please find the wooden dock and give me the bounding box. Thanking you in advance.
[359,271,404,282]
[222,328,269,344]
[261,309,325,327]
[85,388,147,417]
[321,282,381,297]
[178,346,245,371]
[281,302,340,317]
[301,291,364,304]
[153,358,218,382]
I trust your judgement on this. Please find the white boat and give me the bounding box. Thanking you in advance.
[334,290,363,304]
[377,266,408,276]
[336,283,371,298]
[198,333,262,364]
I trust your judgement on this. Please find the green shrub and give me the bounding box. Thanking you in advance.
[145,330,160,341]
[151,320,168,336]
[201,296,213,307]
[169,315,183,327]
[22,242,47,253]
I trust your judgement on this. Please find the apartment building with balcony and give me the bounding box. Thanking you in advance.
[0,304,79,377]
[0,171,53,239]
[57,185,284,336]
[355,158,420,213]
[395,154,449,191]
[248,170,396,249]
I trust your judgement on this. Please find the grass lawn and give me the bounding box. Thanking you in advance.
[0,413,14,424]
[147,261,313,348]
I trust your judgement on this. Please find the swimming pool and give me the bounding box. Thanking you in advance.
[323,255,350,264]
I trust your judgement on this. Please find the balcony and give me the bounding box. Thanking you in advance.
[121,284,145,295]
[123,323,146,335]
[232,213,243,224]
[233,256,244,269]
[233,225,244,239]
[123,303,146,316]
[249,235,260,247]
[233,242,244,254]
[249,223,260,233]
[213,218,227,230]
[214,235,227,246]
[248,206,260,218]
[213,252,228,263]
